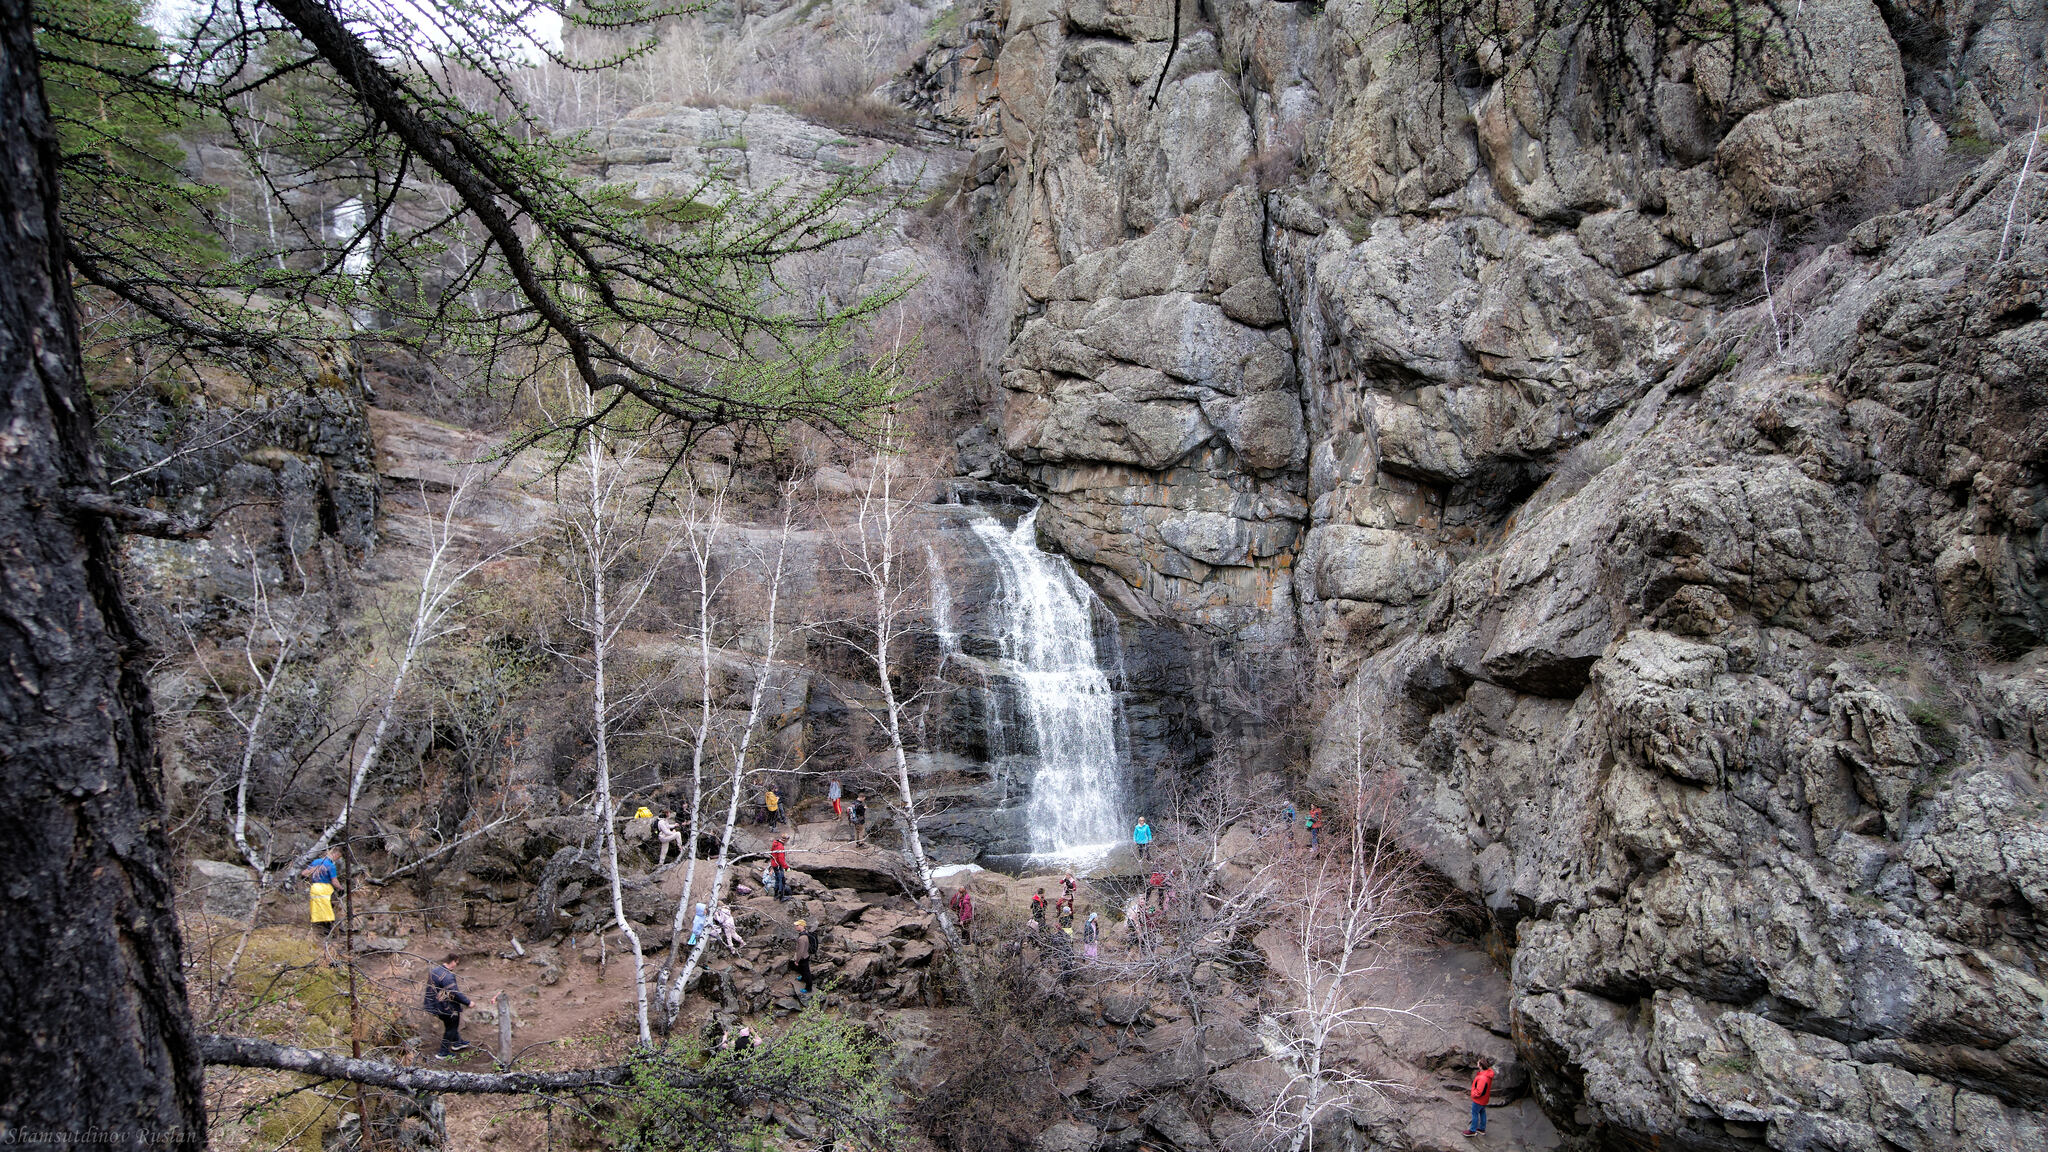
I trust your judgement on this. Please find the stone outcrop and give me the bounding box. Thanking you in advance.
[901,0,2048,1144]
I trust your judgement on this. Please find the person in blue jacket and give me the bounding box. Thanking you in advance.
[1133,818,1154,861]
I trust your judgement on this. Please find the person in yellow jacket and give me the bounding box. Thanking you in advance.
[633,805,654,819]
[309,881,336,933]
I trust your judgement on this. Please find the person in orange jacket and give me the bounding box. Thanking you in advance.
[1464,1057,1495,1136]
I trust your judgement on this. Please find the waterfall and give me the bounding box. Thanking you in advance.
[925,544,960,663]
[968,510,1128,859]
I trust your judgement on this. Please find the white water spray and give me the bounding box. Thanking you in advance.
[968,510,1128,859]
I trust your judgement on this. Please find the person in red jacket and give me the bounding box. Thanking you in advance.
[769,837,790,901]
[1464,1057,1495,1136]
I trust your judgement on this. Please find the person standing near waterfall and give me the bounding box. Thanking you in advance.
[1133,817,1154,861]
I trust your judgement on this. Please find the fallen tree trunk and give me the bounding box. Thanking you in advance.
[201,1034,637,1095]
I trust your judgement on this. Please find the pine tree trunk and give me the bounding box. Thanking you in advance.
[0,3,204,1140]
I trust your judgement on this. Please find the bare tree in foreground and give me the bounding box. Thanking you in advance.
[1253,707,1440,1152]
[661,480,802,1025]
[288,471,506,877]
[831,425,964,958]
[554,427,678,1049]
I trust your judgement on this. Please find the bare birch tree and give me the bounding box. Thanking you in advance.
[831,424,960,949]
[660,480,802,1026]
[287,471,504,877]
[553,427,678,1049]
[663,476,731,970]
[198,540,304,880]
[1254,709,1440,1152]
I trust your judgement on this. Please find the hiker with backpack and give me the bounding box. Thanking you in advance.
[849,795,868,846]
[792,920,818,999]
[422,953,473,1058]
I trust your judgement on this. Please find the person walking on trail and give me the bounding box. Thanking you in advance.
[300,854,337,889]
[688,902,709,948]
[423,953,473,1058]
[655,810,684,869]
[308,881,336,933]
[1464,1057,1496,1136]
[828,777,845,820]
[769,837,791,901]
[1281,800,1296,841]
[792,920,817,999]
[1133,818,1154,860]
[1305,806,1322,849]
[1082,912,1100,959]
[713,904,744,951]
[849,795,868,846]
[949,886,975,943]
[1030,888,1048,924]
[760,787,781,826]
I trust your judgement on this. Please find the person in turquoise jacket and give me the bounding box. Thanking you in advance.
[1133,818,1154,860]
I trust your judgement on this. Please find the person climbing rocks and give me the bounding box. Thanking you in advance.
[760,787,781,826]
[689,902,709,948]
[1147,868,1169,906]
[1031,888,1048,924]
[1281,799,1296,840]
[300,854,338,888]
[713,904,744,951]
[423,953,473,1058]
[849,795,868,846]
[769,837,790,901]
[949,886,975,943]
[1082,912,1100,959]
[308,879,335,933]
[828,777,845,819]
[792,919,817,999]
[1133,817,1154,860]
[655,810,683,869]
[1463,1057,1496,1136]
[1305,806,1322,849]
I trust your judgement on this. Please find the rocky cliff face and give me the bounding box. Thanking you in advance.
[928,0,2048,1144]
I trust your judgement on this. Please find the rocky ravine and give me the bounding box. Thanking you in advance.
[905,0,2048,1146]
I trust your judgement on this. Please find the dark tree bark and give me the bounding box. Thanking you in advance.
[0,0,205,1142]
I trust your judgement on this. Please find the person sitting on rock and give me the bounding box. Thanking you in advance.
[655,811,684,869]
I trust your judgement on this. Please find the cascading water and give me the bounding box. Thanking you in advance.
[968,510,1129,860]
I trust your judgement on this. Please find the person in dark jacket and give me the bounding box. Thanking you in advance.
[792,920,817,999]
[423,953,472,1057]
[849,796,868,846]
